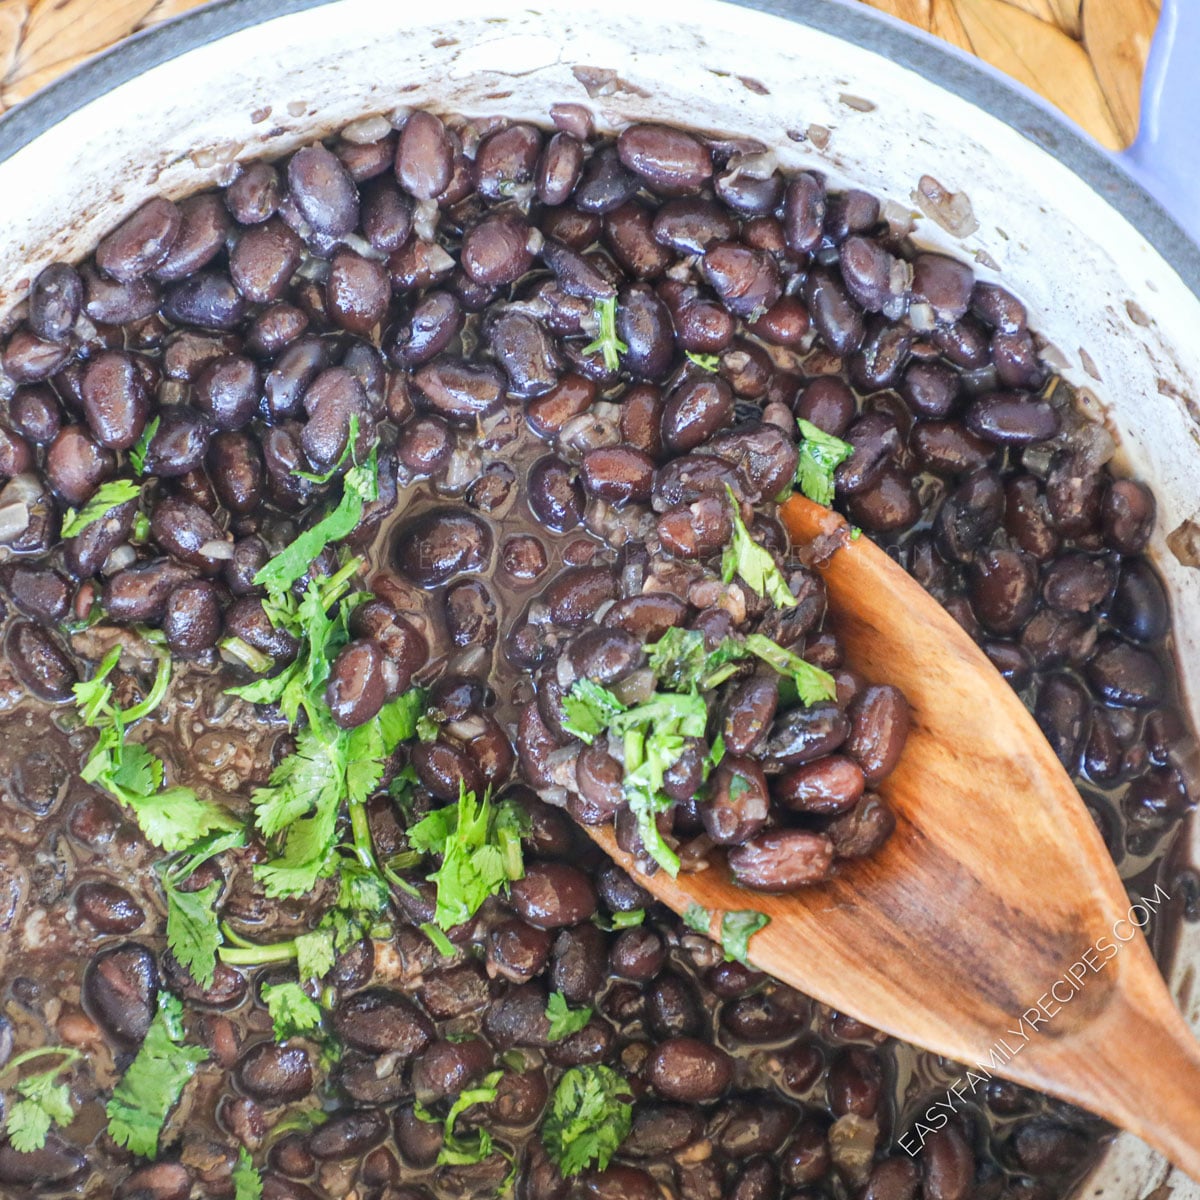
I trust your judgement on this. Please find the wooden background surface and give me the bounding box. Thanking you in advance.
[0,0,1160,149]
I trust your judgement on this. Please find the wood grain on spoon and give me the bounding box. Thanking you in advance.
[587,492,1200,1180]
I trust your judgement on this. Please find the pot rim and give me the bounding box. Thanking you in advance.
[0,0,1197,297]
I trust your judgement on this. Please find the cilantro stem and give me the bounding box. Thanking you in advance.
[218,941,298,966]
[348,800,379,874]
[219,636,274,674]
[122,656,171,724]
[0,1047,81,1078]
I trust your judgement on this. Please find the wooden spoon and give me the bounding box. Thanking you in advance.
[586,493,1200,1180]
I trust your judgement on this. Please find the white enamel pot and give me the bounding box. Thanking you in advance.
[0,0,1196,1194]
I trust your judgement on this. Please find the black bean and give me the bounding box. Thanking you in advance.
[777,754,865,814]
[163,580,223,656]
[151,496,230,574]
[617,124,711,194]
[701,242,782,318]
[83,942,158,1046]
[1086,636,1165,707]
[413,1038,493,1105]
[75,881,145,934]
[911,421,995,476]
[657,496,732,559]
[386,291,463,368]
[698,756,769,844]
[487,919,553,985]
[224,595,300,663]
[1,563,70,624]
[393,508,492,587]
[412,356,506,424]
[544,564,617,626]
[648,972,703,1039]
[604,201,673,279]
[969,548,1038,635]
[0,1136,86,1188]
[838,236,897,313]
[965,392,1060,445]
[156,192,232,283]
[1101,478,1155,553]
[712,1099,796,1156]
[763,703,850,766]
[1011,1118,1090,1176]
[804,268,864,357]
[333,987,434,1055]
[163,271,246,330]
[6,620,77,701]
[648,1037,733,1102]
[661,376,735,454]
[783,173,826,254]
[508,862,596,929]
[287,143,359,236]
[1034,674,1091,770]
[226,161,282,224]
[652,198,737,255]
[81,350,148,450]
[934,468,1005,563]
[615,283,674,381]
[195,354,261,430]
[413,739,485,802]
[486,307,562,399]
[729,828,835,889]
[1108,558,1169,643]
[229,218,303,304]
[10,385,63,445]
[308,1110,388,1161]
[2,326,71,383]
[237,1043,313,1104]
[326,248,390,334]
[97,198,182,282]
[28,262,83,341]
[462,212,535,286]
[795,376,856,436]
[722,677,779,755]
[326,638,388,728]
[573,144,640,214]
[921,1126,974,1200]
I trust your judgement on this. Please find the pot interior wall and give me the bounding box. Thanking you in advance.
[0,0,1197,1193]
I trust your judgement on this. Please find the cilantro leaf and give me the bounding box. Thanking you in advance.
[409,789,527,930]
[72,646,121,725]
[721,486,797,609]
[741,633,836,706]
[106,993,209,1159]
[645,627,707,691]
[561,678,628,744]
[582,296,627,373]
[546,992,593,1042]
[795,418,853,507]
[541,1065,633,1177]
[682,902,712,935]
[438,1070,503,1165]
[1,1048,81,1152]
[685,351,720,372]
[261,982,323,1041]
[129,416,159,477]
[163,876,221,989]
[595,908,645,931]
[294,929,336,982]
[720,910,770,966]
[124,786,241,853]
[253,449,379,598]
[60,479,141,538]
[5,1099,53,1152]
[233,1147,263,1200]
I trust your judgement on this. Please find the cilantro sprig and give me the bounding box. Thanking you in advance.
[408,788,527,931]
[541,1065,632,1177]
[73,649,240,852]
[686,351,720,372]
[233,1147,263,1200]
[582,297,627,373]
[60,478,142,538]
[546,993,593,1042]
[795,418,853,506]
[722,485,797,609]
[129,416,159,477]
[260,982,323,1041]
[0,1047,81,1152]
[683,903,771,967]
[106,993,209,1159]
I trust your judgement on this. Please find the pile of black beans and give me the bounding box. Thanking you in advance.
[0,100,1194,1200]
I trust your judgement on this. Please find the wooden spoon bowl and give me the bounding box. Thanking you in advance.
[587,493,1200,1179]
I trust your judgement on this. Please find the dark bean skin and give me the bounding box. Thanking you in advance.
[1011,1118,1091,1176]
[224,595,300,663]
[723,677,779,754]
[412,357,506,424]
[783,173,826,253]
[163,271,247,330]
[1108,558,1169,643]
[82,350,148,450]
[795,376,856,437]
[602,593,688,642]
[230,218,303,304]
[195,354,261,431]
[934,468,1005,563]
[396,111,453,199]
[657,496,732,559]
[969,548,1038,635]
[226,161,281,224]
[1101,478,1155,553]
[487,919,553,984]
[604,201,673,279]
[836,412,902,494]
[544,565,618,627]
[412,1038,493,1104]
[648,1037,733,1103]
[333,987,435,1056]
[462,213,535,287]
[615,283,674,381]
[0,1136,86,1188]
[617,124,711,194]
[308,1110,388,1161]
[288,143,359,236]
[29,262,83,341]
[763,703,850,766]
[237,1043,313,1104]
[728,830,835,890]
[96,198,181,282]
[580,446,656,506]
[2,326,71,383]
[509,862,596,929]
[965,392,1061,444]
[163,580,223,656]
[804,268,863,357]
[150,496,229,574]
[568,626,643,687]
[6,620,77,701]
[387,291,463,367]
[702,242,782,318]
[394,508,493,586]
[1035,674,1091,770]
[922,1126,975,1200]
[75,881,145,934]
[777,754,865,814]
[326,638,388,729]
[1087,636,1165,707]
[536,132,585,205]
[661,376,735,454]
[83,942,158,1046]
[413,739,485,802]
[575,145,640,214]
[527,455,584,532]
[702,757,770,844]
[1,563,70,624]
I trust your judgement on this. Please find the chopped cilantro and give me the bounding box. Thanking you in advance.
[129,416,159,477]
[106,993,209,1159]
[721,486,797,609]
[645,626,707,691]
[261,982,323,1041]
[252,449,379,599]
[292,414,361,484]
[60,479,141,538]
[795,418,853,507]
[232,1147,263,1200]
[438,1070,503,1165]
[719,910,771,966]
[541,1064,633,1177]
[682,902,712,935]
[0,1047,81,1153]
[850,525,863,541]
[594,908,645,931]
[408,788,527,930]
[294,929,337,982]
[546,992,593,1041]
[421,922,456,957]
[686,351,720,372]
[728,774,751,801]
[162,873,222,989]
[741,633,836,706]
[582,296,627,373]
[561,678,627,744]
